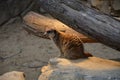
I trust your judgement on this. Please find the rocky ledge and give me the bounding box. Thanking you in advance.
[39,57,120,80]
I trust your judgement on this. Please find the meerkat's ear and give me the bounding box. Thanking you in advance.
[45,27,54,32]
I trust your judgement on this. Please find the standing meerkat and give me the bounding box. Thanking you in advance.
[44,29,92,60]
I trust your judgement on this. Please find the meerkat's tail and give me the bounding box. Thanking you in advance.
[85,53,93,57]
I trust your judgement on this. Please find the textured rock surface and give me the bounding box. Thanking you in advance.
[0,0,40,26]
[89,0,111,14]
[39,57,120,80]
[0,71,25,80]
[112,0,120,10]
[88,0,120,16]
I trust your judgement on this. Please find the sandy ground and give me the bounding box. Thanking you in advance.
[0,19,120,80]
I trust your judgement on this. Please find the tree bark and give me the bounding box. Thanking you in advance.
[23,12,96,43]
[39,0,120,51]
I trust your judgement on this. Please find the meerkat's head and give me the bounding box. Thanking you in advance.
[44,29,57,39]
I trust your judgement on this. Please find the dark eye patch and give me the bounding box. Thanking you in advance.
[46,29,56,34]
[47,31,52,33]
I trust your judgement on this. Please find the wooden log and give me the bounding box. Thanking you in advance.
[23,12,97,43]
[39,0,120,51]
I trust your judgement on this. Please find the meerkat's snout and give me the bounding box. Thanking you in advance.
[43,32,47,36]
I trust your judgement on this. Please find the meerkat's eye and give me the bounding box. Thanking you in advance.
[47,31,52,34]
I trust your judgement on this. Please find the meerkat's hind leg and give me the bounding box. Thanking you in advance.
[64,51,88,60]
[84,52,93,57]
[63,52,76,60]
[64,54,79,60]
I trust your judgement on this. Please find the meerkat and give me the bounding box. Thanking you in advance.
[44,29,92,60]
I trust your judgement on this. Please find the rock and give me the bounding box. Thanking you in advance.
[0,1,11,26]
[38,57,120,80]
[88,0,120,17]
[0,71,25,80]
[0,0,40,26]
[22,60,46,68]
[112,0,120,10]
[88,0,111,14]
[111,0,120,17]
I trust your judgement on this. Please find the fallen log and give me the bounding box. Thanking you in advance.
[39,0,120,51]
[23,12,97,43]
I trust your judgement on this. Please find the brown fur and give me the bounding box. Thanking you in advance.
[45,29,92,60]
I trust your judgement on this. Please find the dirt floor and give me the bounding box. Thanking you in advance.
[0,19,120,80]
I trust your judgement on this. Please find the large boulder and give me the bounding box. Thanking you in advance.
[39,57,120,80]
[0,71,25,80]
[0,0,40,26]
